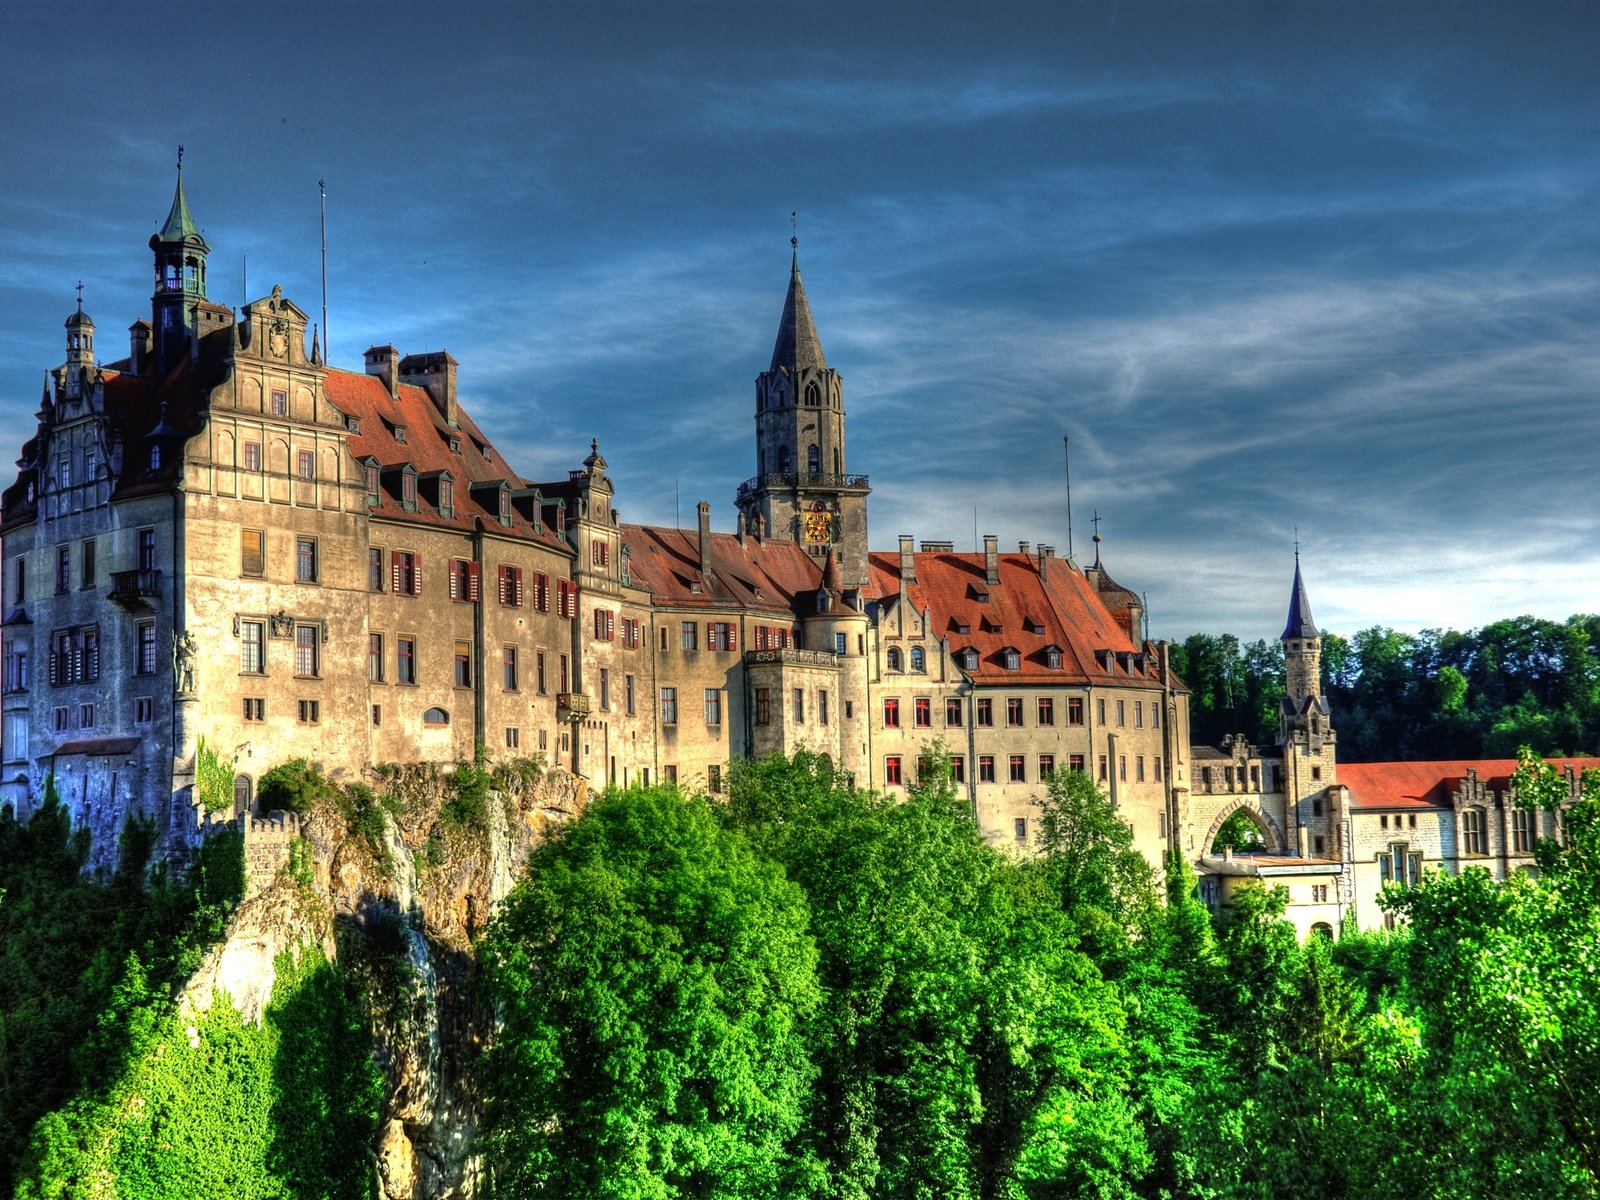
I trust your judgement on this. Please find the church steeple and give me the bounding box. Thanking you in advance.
[148,150,211,373]
[1280,551,1330,749]
[736,234,872,589]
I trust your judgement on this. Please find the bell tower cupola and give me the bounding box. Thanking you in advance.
[63,287,95,400]
[148,148,210,373]
[736,233,871,589]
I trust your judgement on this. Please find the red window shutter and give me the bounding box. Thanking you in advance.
[414,558,422,595]
[392,558,401,593]
[468,562,481,602]
[498,566,508,605]
[449,560,460,601]
[594,610,604,639]
[515,568,524,607]
[727,625,736,652]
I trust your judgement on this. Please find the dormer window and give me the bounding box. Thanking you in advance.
[961,648,979,671]
[449,436,461,453]
[346,416,361,434]
[1027,619,1045,635]
[395,426,407,444]
[149,445,161,471]
[440,479,455,519]
[365,463,380,505]
[1045,646,1063,670]
[402,471,417,512]
[498,488,511,526]
[1003,648,1020,671]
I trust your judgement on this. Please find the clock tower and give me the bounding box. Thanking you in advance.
[735,244,871,589]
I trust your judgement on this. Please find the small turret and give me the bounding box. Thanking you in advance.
[1280,551,1330,747]
[149,151,211,372]
[63,294,95,399]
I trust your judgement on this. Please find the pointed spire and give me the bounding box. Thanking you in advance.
[769,241,827,372]
[1281,551,1319,640]
[155,150,207,249]
[310,324,322,366]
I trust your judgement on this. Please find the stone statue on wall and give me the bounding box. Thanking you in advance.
[173,631,197,695]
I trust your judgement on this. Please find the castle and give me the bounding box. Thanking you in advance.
[3,170,1588,933]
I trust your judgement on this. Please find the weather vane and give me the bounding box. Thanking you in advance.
[1091,509,1102,541]
[177,144,184,171]
[75,280,84,312]
[790,210,797,250]
[1294,525,1300,557]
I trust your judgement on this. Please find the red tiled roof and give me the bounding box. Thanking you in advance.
[1338,758,1600,810]
[622,524,823,616]
[867,550,1175,687]
[324,368,566,548]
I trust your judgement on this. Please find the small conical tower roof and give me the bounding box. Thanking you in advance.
[152,167,209,251]
[769,249,827,372]
[1281,554,1319,640]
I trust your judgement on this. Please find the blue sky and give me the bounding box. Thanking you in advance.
[3,2,1596,642]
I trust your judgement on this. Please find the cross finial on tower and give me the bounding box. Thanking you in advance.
[1091,510,1102,541]
[177,144,184,172]
[1294,525,1300,559]
[75,280,84,312]
[790,210,798,251]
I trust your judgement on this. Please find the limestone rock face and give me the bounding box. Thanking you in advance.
[183,765,586,1200]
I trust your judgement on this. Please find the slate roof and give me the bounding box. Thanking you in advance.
[1337,757,1600,810]
[769,253,828,373]
[1282,556,1318,640]
[867,550,1181,688]
[621,523,823,616]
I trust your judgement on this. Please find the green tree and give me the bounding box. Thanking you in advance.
[479,785,822,1199]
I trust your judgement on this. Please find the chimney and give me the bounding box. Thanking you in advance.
[129,321,151,374]
[697,500,712,575]
[399,351,458,426]
[983,534,999,584]
[364,344,400,400]
[1018,540,1029,555]
[898,534,916,587]
[736,510,746,545]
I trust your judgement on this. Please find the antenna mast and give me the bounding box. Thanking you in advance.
[1063,434,1074,561]
[318,179,329,365]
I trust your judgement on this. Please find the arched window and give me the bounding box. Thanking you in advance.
[233,774,253,817]
[804,381,821,406]
[807,444,820,474]
[423,707,450,726]
[150,445,161,471]
[1311,922,1334,939]
[887,647,903,672]
[910,647,925,672]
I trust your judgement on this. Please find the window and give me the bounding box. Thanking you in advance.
[81,539,95,588]
[137,529,156,571]
[439,479,455,518]
[423,707,449,726]
[1069,753,1085,773]
[594,609,616,641]
[54,707,68,733]
[245,441,261,472]
[55,545,69,593]
[1154,756,1163,782]
[1003,648,1020,671]
[910,646,925,672]
[1119,755,1127,782]
[626,674,636,715]
[1311,884,1330,904]
[1009,755,1026,783]
[1311,766,1323,781]
[592,539,609,568]
[365,463,379,503]
[1151,704,1160,730]
[1097,698,1106,725]
[1040,754,1055,778]
[135,696,154,724]
[557,579,578,619]
[977,698,993,726]
[534,572,550,612]
[401,472,418,512]
[398,637,416,685]
[704,688,722,725]
[1006,697,1023,727]
[961,649,979,671]
[536,652,547,694]
[754,688,771,725]
[559,655,569,692]
[503,646,518,690]
[242,697,264,722]
[10,557,23,605]
[1116,699,1126,727]
[660,687,678,725]
[295,536,317,583]
[1513,808,1537,854]
[914,697,931,727]
[392,550,420,595]
[950,755,966,783]
[681,621,698,651]
[505,727,520,749]
[79,703,95,729]
[835,631,847,655]
[599,668,610,710]
[295,624,320,677]
[887,647,902,672]
[240,620,265,674]
[664,765,677,784]
[1046,647,1063,669]
[819,689,829,725]
[136,621,158,675]
[1137,755,1147,782]
[1135,700,1144,728]
[454,640,472,687]
[298,699,320,724]
[885,756,903,786]
[793,687,805,722]
[979,755,996,783]
[368,633,384,682]
[47,626,99,686]
[499,564,524,606]
[1038,697,1054,726]
[271,389,287,416]
[707,764,722,793]
[1099,754,1108,780]
[1014,817,1028,843]
[1314,836,1326,855]
[1462,807,1487,856]
[297,449,314,480]
[708,622,735,651]
[883,697,900,728]
[242,529,265,576]
[449,559,482,603]
[946,698,963,726]
[2,645,28,692]
[622,617,640,648]
[369,548,384,591]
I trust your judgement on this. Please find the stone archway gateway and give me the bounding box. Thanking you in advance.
[1203,801,1287,855]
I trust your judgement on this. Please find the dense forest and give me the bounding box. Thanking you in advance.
[9,749,1599,1198]
[1171,613,1600,760]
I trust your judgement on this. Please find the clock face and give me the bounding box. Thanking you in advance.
[803,510,831,543]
